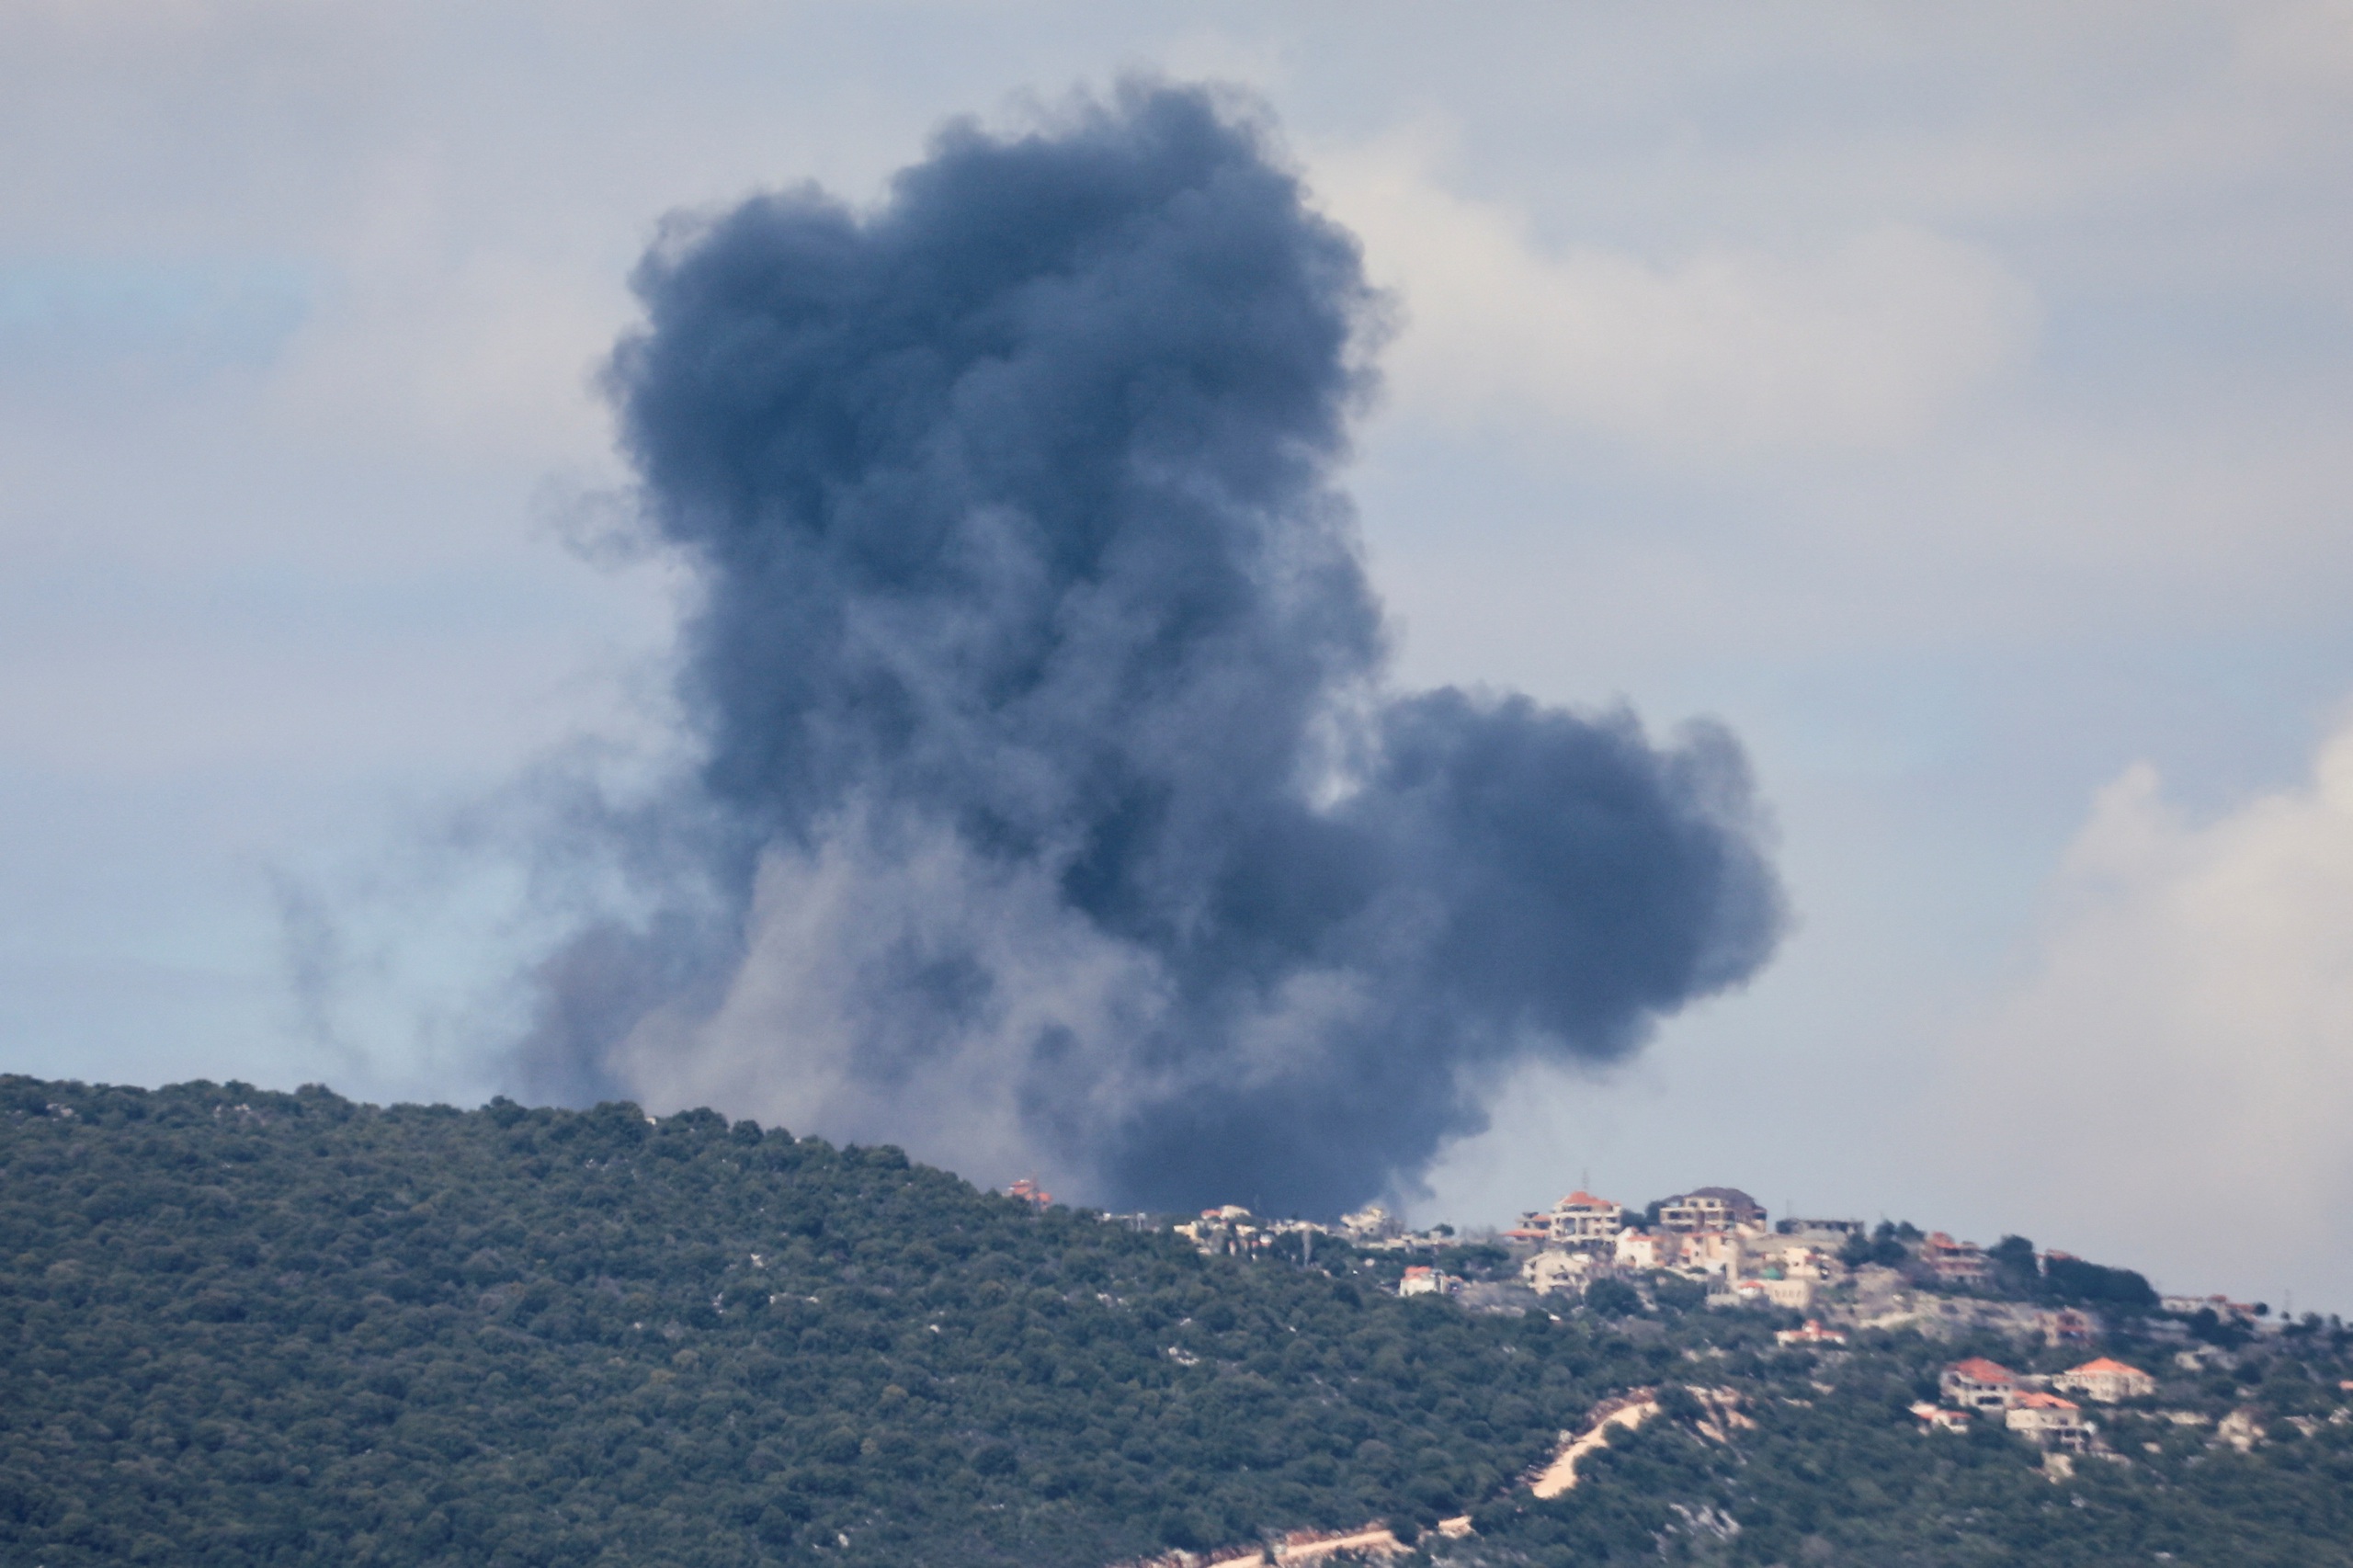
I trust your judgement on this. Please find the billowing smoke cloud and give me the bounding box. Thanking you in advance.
[513,83,1783,1216]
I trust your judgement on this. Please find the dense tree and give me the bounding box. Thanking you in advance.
[2043,1254,2159,1312]
[0,1078,1651,1566]
[4,1075,2347,1568]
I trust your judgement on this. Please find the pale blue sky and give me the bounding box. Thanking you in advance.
[6,0,2353,1309]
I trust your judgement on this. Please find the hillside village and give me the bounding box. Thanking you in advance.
[1138,1181,2353,1474]
[1156,1181,2235,1331]
[9,1079,2353,1567]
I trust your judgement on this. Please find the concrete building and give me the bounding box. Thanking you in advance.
[1614,1230,1675,1271]
[1398,1266,1461,1298]
[1522,1251,1597,1296]
[1540,1190,1627,1248]
[1678,1229,1745,1278]
[1657,1187,1767,1234]
[2163,1293,2260,1324]
[1910,1402,1972,1433]
[2053,1358,2155,1403]
[2006,1392,2092,1451]
[1777,1319,1847,1346]
[1941,1357,2024,1413]
[1919,1233,1993,1287]
[1742,1233,1841,1282]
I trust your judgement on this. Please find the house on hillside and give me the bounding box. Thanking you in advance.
[1614,1230,1676,1271]
[1398,1266,1461,1298]
[1711,1275,1814,1312]
[1678,1229,1746,1278]
[1777,1319,1847,1346]
[1006,1178,1052,1210]
[1940,1357,2023,1413]
[2162,1292,2258,1322]
[1919,1233,1992,1287]
[1175,1207,1267,1257]
[1910,1402,1972,1433]
[1742,1232,1843,1284]
[1523,1250,1597,1296]
[2006,1392,2092,1451]
[1657,1187,1767,1234]
[1543,1190,1626,1247]
[2053,1358,2155,1403]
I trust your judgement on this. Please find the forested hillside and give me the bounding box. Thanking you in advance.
[4,1076,2350,1568]
[0,1077,1655,1566]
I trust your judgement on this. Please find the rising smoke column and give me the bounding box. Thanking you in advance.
[515,83,1784,1215]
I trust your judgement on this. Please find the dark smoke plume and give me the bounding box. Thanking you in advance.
[513,83,1783,1216]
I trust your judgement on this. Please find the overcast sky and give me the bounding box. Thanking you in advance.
[7,0,2353,1312]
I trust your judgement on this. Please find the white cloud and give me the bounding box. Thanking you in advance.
[1311,133,2038,455]
[1947,720,2353,1312]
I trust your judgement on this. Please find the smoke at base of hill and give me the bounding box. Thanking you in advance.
[509,80,1784,1216]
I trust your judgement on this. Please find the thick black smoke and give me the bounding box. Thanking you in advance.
[515,83,1783,1216]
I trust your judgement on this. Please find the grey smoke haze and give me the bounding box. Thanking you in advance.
[514,82,1784,1216]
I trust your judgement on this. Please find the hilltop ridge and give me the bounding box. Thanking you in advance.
[1164,1181,2215,1348]
[4,1076,2349,1567]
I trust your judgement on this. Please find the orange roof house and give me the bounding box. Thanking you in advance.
[2005,1391,2093,1450]
[2054,1357,2155,1403]
[1939,1357,2023,1412]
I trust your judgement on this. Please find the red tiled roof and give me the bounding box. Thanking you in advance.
[2069,1358,2146,1377]
[2012,1392,2079,1410]
[1948,1358,2017,1382]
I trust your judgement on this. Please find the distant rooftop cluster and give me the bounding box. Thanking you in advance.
[1110,1177,2294,1358]
[1909,1352,2172,1461]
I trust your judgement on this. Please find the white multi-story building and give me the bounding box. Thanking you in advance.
[1941,1358,2023,1413]
[1657,1187,1767,1234]
[1920,1232,1993,1286]
[1175,1208,1266,1257]
[2006,1392,2092,1451]
[2052,1358,2155,1403]
[1543,1190,1626,1247]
